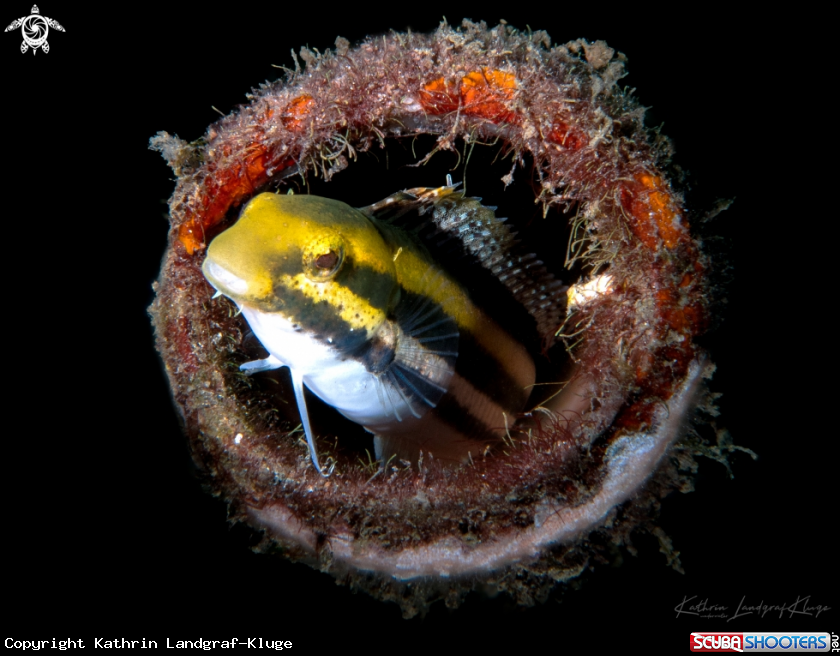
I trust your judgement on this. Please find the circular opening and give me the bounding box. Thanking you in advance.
[149,24,713,612]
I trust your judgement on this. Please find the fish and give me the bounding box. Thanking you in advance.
[201,180,567,475]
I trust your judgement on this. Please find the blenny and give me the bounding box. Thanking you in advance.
[202,181,566,474]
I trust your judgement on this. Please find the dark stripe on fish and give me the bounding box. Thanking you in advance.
[432,393,503,451]
[454,331,530,412]
[272,283,369,353]
[436,248,543,354]
[426,194,566,344]
[392,287,528,412]
[333,255,395,312]
[268,252,396,313]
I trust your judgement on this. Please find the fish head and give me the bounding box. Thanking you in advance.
[202,192,399,354]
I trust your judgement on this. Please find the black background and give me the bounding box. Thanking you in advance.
[4,4,830,648]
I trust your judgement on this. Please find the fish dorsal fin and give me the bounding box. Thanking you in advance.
[360,183,459,224]
[360,184,567,349]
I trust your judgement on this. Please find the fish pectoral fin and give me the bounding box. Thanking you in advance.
[240,354,284,374]
[291,369,327,477]
[383,273,459,415]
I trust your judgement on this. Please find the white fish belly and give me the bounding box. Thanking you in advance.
[240,306,413,427]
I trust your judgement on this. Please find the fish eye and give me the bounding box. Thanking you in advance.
[314,250,339,270]
[302,236,345,282]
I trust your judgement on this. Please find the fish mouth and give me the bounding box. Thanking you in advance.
[202,259,249,298]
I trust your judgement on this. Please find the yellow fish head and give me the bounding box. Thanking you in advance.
[202,192,399,350]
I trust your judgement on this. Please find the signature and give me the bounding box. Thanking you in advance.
[674,595,831,621]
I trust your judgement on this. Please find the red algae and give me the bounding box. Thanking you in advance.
[420,68,520,124]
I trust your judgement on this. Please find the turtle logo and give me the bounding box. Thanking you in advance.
[5,5,64,55]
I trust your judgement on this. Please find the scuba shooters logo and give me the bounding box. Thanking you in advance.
[4,5,64,54]
[689,632,832,652]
